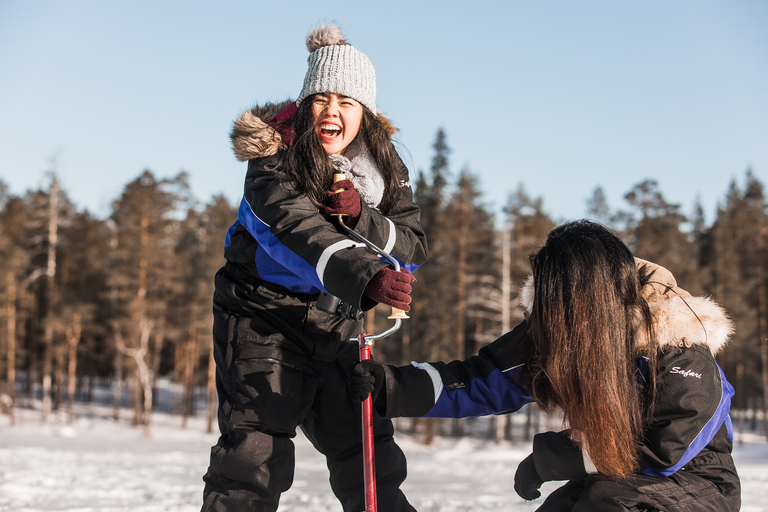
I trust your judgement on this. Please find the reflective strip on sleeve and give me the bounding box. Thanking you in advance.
[316,239,367,286]
[412,361,443,404]
[383,217,396,254]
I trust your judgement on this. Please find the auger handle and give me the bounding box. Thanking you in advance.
[332,174,409,321]
[358,332,377,512]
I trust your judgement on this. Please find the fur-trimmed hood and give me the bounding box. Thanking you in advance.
[230,99,398,162]
[519,259,734,357]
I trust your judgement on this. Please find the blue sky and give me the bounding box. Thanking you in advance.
[1,1,766,226]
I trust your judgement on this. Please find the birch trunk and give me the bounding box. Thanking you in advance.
[42,174,59,422]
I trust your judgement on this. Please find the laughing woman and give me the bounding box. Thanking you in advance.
[201,24,427,512]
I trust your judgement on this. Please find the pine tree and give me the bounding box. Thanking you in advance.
[0,182,28,423]
[703,171,767,434]
[171,194,236,428]
[108,170,190,435]
[586,186,614,228]
[410,129,454,364]
[441,168,498,437]
[497,185,554,442]
[408,129,457,443]
[56,209,111,420]
[622,179,701,294]
[447,170,499,354]
[19,171,77,421]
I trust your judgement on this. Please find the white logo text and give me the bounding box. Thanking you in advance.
[670,367,702,379]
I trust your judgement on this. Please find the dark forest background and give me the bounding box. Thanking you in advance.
[1,128,766,442]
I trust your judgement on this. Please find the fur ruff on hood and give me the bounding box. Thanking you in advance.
[230,100,397,162]
[231,100,294,161]
[519,259,734,357]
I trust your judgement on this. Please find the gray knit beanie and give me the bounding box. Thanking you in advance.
[296,23,377,116]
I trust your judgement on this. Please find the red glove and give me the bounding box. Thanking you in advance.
[363,267,414,311]
[325,179,362,228]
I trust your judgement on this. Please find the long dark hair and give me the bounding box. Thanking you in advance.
[279,96,406,213]
[527,220,656,476]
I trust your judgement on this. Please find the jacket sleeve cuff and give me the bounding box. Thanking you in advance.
[533,431,590,482]
[376,364,437,419]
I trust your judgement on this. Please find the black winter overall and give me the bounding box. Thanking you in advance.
[202,263,414,512]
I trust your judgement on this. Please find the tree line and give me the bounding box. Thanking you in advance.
[1,131,766,442]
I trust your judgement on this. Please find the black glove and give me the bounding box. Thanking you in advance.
[532,430,589,481]
[514,453,544,501]
[349,360,386,403]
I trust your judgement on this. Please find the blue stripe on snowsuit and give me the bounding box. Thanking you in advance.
[226,196,421,295]
[224,219,238,248]
[641,362,734,477]
[231,197,327,294]
[424,365,532,418]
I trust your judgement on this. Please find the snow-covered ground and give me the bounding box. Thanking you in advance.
[1,397,766,511]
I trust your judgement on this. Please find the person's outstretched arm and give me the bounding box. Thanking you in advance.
[349,320,534,418]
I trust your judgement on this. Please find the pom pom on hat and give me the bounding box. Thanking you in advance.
[306,23,347,52]
[297,23,377,115]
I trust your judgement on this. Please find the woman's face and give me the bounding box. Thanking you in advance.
[311,93,364,155]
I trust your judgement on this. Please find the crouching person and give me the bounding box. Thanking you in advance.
[349,220,741,511]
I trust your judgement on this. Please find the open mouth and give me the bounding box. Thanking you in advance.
[319,123,341,140]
